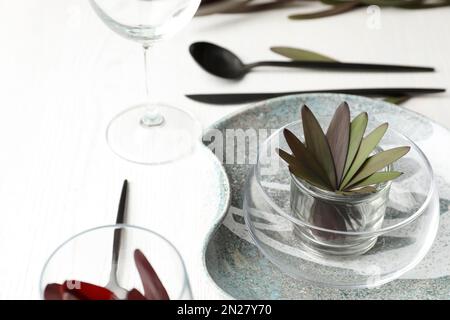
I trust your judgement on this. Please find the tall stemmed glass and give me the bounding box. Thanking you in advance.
[90,0,201,164]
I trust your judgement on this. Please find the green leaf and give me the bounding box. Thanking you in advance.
[302,105,337,189]
[346,147,410,187]
[342,112,368,183]
[384,95,411,105]
[400,0,450,9]
[270,46,338,62]
[321,0,352,4]
[338,186,377,195]
[349,186,377,194]
[283,129,332,188]
[326,102,350,185]
[277,148,332,190]
[346,171,403,190]
[196,0,252,16]
[224,0,300,13]
[359,0,416,6]
[340,122,388,189]
[289,1,360,20]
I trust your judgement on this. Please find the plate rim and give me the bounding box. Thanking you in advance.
[198,144,235,299]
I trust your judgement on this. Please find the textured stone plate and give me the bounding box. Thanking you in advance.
[202,94,450,299]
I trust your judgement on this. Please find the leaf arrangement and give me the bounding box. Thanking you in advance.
[277,103,410,194]
[289,0,450,20]
[44,249,169,300]
[197,0,450,18]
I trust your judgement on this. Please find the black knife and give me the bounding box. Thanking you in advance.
[106,179,128,298]
[186,88,446,105]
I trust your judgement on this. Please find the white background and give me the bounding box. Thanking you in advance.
[0,0,449,299]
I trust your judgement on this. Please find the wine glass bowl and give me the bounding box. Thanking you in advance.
[40,224,192,299]
[90,0,201,45]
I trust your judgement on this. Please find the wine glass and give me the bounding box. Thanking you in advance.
[90,0,201,164]
[40,224,193,299]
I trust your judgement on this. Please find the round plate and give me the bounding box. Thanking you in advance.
[203,94,450,299]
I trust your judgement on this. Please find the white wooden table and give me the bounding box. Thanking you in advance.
[0,0,449,299]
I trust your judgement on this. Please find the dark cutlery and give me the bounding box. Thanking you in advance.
[186,88,446,105]
[189,42,435,80]
[106,179,129,298]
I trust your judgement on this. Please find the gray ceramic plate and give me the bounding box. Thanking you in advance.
[202,94,450,299]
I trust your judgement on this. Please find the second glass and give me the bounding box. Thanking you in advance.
[40,224,192,300]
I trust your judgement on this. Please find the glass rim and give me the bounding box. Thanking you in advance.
[253,119,436,237]
[39,223,191,300]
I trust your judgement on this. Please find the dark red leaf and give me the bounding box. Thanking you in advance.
[62,292,80,300]
[62,280,117,300]
[326,102,350,185]
[302,104,337,189]
[310,201,347,240]
[277,148,333,190]
[134,249,170,300]
[127,288,147,300]
[283,129,332,188]
[44,283,64,300]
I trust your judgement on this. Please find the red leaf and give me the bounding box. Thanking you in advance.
[62,291,80,300]
[326,102,350,185]
[62,280,117,300]
[127,288,147,300]
[134,249,170,300]
[44,283,64,300]
[302,105,337,189]
[310,201,347,240]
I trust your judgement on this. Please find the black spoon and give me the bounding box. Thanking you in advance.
[189,42,434,80]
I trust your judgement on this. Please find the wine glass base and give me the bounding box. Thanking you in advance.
[106,103,201,165]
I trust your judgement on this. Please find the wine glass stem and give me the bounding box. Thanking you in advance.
[140,45,164,127]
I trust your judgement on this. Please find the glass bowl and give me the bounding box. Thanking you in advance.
[243,118,439,289]
[40,224,192,299]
